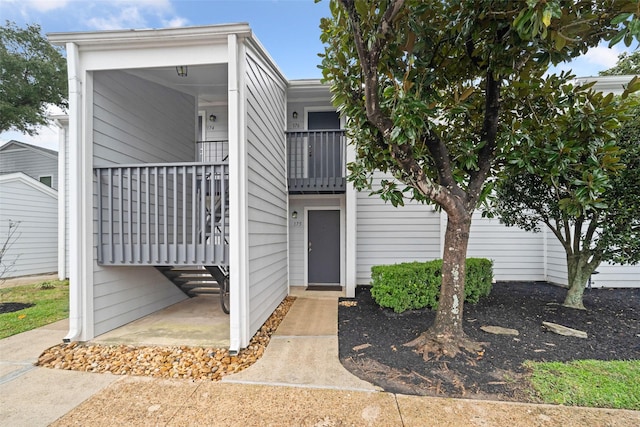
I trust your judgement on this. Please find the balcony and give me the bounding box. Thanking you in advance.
[95,162,229,266]
[287,130,346,194]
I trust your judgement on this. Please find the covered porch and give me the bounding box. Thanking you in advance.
[50,24,290,353]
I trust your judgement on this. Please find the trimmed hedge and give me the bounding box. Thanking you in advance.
[370,258,493,313]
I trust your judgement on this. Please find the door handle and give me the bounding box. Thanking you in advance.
[308,241,312,253]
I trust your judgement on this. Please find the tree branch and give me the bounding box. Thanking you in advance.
[573,216,583,255]
[467,70,501,208]
[339,0,405,136]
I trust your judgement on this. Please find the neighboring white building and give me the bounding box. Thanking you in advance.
[0,173,58,278]
[48,24,639,353]
[0,141,60,279]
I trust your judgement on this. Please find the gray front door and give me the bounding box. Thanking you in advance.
[308,210,340,284]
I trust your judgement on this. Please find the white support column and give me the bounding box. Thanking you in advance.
[64,42,83,342]
[228,34,249,353]
[81,70,95,340]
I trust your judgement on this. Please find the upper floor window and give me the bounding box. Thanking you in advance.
[308,111,340,130]
[39,175,52,187]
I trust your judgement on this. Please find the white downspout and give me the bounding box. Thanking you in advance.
[63,42,82,343]
[54,117,68,280]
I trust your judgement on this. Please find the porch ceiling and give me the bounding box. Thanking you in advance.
[127,63,229,104]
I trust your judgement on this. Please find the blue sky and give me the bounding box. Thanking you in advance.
[0,0,634,150]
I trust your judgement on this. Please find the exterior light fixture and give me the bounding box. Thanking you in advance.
[176,66,188,77]
[292,111,298,119]
[291,211,298,219]
[209,114,217,122]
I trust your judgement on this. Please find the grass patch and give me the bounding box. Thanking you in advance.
[0,280,69,339]
[525,359,640,410]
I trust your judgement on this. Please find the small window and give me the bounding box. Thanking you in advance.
[39,176,52,187]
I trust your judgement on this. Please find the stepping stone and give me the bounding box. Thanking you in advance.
[480,325,519,336]
[542,321,588,339]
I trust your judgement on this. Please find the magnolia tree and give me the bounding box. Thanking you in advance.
[319,0,640,358]
[491,75,640,309]
[599,50,640,75]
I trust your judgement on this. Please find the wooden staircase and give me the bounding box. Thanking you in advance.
[155,265,224,294]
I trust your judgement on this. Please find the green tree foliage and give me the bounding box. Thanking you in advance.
[0,21,67,135]
[319,0,640,358]
[600,51,640,76]
[492,73,640,309]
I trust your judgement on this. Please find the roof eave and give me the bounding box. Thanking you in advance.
[47,23,253,48]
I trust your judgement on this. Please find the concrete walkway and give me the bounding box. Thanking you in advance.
[1,290,639,426]
[0,319,119,426]
[222,291,379,391]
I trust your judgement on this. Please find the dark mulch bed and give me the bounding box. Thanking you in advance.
[338,281,640,402]
[0,302,34,314]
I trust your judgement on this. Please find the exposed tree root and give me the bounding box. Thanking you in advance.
[404,330,487,361]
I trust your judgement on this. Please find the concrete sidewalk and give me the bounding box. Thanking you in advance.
[0,319,119,426]
[2,291,639,426]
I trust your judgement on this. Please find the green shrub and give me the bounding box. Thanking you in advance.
[370,258,493,313]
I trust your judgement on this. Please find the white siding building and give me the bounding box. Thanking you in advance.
[0,173,58,278]
[50,24,638,353]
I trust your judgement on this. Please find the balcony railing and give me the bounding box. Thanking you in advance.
[95,163,229,266]
[196,140,228,163]
[287,130,346,193]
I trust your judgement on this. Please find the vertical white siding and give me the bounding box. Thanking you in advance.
[467,212,545,281]
[0,174,58,277]
[0,143,58,189]
[356,173,441,284]
[244,51,288,336]
[90,70,195,337]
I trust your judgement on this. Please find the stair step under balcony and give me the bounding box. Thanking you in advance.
[156,265,225,297]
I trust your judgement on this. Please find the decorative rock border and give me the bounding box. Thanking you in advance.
[37,296,296,381]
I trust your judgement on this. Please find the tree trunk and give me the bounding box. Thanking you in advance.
[404,210,485,359]
[563,253,596,310]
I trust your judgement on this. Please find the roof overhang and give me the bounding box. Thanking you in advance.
[575,74,639,95]
[48,23,252,50]
[288,79,331,100]
[47,23,288,86]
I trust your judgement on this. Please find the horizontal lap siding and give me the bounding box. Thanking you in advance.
[590,262,640,288]
[0,177,57,277]
[0,145,58,189]
[544,226,639,288]
[467,212,545,281]
[545,227,568,285]
[356,173,441,284]
[91,70,195,336]
[245,51,288,336]
[93,71,195,165]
